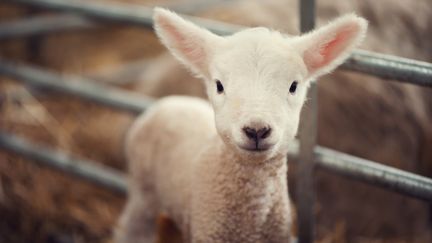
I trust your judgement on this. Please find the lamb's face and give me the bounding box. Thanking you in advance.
[207,30,309,155]
[154,8,367,157]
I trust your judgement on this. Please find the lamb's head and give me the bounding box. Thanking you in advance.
[154,8,367,158]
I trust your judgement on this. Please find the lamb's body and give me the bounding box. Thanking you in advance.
[121,96,292,242]
[115,8,366,243]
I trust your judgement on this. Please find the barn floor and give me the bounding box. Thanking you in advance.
[1,0,431,242]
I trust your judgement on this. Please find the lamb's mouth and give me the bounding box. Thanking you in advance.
[238,143,274,153]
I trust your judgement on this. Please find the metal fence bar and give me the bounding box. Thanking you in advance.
[314,146,432,202]
[0,58,153,114]
[0,14,95,40]
[6,0,242,36]
[1,59,432,201]
[342,50,432,87]
[286,142,432,202]
[0,1,241,40]
[161,0,242,15]
[6,0,432,86]
[1,125,430,202]
[0,132,127,194]
[1,128,431,202]
[297,0,316,242]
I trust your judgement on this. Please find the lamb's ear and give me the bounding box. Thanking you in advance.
[153,8,222,78]
[295,14,367,79]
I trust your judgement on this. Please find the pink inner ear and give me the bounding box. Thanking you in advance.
[319,27,353,65]
[304,24,359,72]
[158,16,207,71]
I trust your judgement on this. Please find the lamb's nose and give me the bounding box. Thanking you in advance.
[243,126,272,142]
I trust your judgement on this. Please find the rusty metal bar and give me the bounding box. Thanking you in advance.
[0,14,95,40]
[297,0,316,242]
[0,132,127,194]
[0,58,153,114]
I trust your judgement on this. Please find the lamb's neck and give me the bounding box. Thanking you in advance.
[194,138,291,240]
[208,141,291,236]
[220,142,287,179]
[213,140,289,197]
[198,136,289,195]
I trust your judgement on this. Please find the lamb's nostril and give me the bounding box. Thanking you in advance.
[258,127,272,139]
[243,127,258,141]
[243,126,271,142]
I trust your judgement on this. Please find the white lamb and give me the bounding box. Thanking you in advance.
[115,8,367,243]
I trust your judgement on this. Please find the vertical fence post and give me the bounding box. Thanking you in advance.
[297,0,316,243]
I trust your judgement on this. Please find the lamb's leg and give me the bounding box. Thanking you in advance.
[115,192,158,243]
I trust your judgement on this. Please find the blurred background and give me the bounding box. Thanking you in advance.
[0,0,431,242]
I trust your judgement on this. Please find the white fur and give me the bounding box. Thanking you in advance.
[115,8,367,243]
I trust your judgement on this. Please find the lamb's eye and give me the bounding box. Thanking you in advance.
[216,80,224,94]
[289,81,298,94]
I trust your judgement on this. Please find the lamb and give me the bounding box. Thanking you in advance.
[115,8,367,243]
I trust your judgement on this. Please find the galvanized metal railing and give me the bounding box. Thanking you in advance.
[5,0,242,35]
[0,132,127,194]
[0,0,239,40]
[1,59,432,202]
[0,58,152,114]
[297,0,317,242]
[1,1,432,243]
[0,14,95,40]
[4,0,432,86]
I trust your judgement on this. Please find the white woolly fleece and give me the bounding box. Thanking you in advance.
[115,8,367,243]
